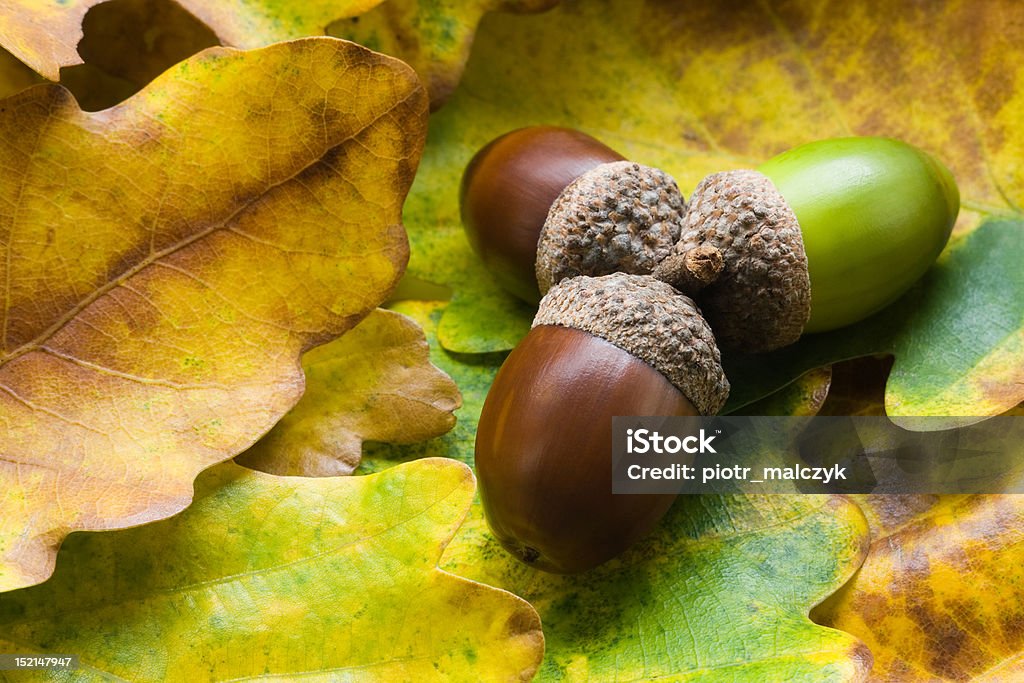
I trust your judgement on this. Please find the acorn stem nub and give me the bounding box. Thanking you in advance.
[652,244,724,297]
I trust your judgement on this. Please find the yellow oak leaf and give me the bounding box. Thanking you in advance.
[238,308,461,477]
[0,37,428,592]
[807,358,1024,680]
[0,0,382,80]
[0,458,544,681]
[0,0,559,110]
[811,362,1023,679]
[815,494,1024,682]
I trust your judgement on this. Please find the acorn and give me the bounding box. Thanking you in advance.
[669,137,960,352]
[461,126,624,303]
[460,126,687,303]
[475,272,729,573]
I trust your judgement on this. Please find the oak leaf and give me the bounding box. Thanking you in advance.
[0,37,428,591]
[0,0,559,110]
[811,369,1024,681]
[0,458,544,681]
[814,493,1024,682]
[238,308,461,477]
[445,493,872,681]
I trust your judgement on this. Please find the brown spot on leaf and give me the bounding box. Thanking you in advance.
[849,640,874,677]
[504,603,543,639]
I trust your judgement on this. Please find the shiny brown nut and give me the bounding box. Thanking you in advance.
[460,126,625,303]
[475,273,729,573]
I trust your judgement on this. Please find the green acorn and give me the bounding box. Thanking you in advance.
[673,137,959,352]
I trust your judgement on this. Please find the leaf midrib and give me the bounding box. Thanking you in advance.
[0,87,415,368]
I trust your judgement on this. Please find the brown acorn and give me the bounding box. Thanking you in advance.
[475,273,729,573]
[461,126,693,304]
[460,126,625,303]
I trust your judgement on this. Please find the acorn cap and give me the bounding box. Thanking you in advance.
[535,161,686,294]
[533,273,730,415]
[677,169,811,352]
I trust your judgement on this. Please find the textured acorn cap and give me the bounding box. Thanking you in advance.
[535,161,686,294]
[533,273,730,415]
[676,169,811,352]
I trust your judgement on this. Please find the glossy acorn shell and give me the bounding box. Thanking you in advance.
[758,137,959,333]
[475,325,698,574]
[460,126,624,303]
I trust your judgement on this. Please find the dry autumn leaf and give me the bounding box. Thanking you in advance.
[0,458,544,681]
[811,362,1024,681]
[814,494,1024,682]
[0,0,560,110]
[0,0,382,80]
[0,37,428,592]
[237,308,461,477]
[361,299,505,475]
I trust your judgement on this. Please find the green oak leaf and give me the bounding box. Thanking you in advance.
[444,493,871,682]
[0,459,544,681]
[722,221,1024,424]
